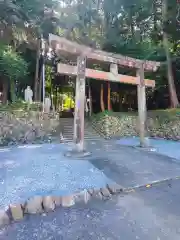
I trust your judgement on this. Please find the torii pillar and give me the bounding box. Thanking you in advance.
[136,64,149,147]
[73,55,87,152]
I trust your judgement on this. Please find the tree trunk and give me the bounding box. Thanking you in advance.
[38,64,43,102]
[10,80,16,103]
[2,78,8,104]
[34,37,41,101]
[162,0,179,108]
[153,0,158,44]
[107,82,111,111]
[129,7,135,39]
[100,83,105,112]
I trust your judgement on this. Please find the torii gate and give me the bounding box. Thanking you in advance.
[49,34,160,151]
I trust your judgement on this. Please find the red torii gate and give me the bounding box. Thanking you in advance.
[49,34,160,151]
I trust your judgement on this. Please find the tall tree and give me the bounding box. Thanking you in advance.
[162,0,179,107]
[0,43,28,102]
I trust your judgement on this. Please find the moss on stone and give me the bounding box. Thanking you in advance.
[0,110,59,146]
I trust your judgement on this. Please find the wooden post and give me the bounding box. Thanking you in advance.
[137,64,148,147]
[73,55,86,151]
[107,82,111,111]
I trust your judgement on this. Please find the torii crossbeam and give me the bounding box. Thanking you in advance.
[49,34,160,151]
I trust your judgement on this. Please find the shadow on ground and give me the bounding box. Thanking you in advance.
[87,140,180,188]
[116,137,180,160]
[1,137,180,210]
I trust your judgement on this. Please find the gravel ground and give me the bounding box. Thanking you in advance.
[1,178,180,240]
[1,138,180,239]
[0,143,114,208]
[1,138,180,208]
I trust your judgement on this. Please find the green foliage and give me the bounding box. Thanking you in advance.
[92,108,180,122]
[0,100,41,112]
[0,43,28,80]
[0,0,180,107]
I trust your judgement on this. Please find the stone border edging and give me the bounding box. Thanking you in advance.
[1,176,178,228]
[0,183,124,228]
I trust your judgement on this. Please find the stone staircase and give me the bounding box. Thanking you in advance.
[59,118,102,143]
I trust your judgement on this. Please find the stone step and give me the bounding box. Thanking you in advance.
[59,118,102,143]
[61,135,101,140]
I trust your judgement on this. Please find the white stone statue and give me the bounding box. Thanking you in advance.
[24,86,33,104]
[85,98,89,113]
[110,63,118,76]
[44,97,51,113]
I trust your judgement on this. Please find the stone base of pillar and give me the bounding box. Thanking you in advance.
[134,146,157,152]
[134,138,156,152]
[64,142,91,158]
[139,137,150,148]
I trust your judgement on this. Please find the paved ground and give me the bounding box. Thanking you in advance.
[88,140,180,188]
[1,178,180,240]
[1,138,180,239]
[116,137,180,160]
[1,138,180,208]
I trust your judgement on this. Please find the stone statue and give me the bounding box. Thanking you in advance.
[110,63,118,76]
[24,86,33,104]
[44,97,51,113]
[85,97,88,113]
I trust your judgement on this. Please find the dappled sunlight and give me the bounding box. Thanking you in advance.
[0,148,10,153]
[18,145,42,149]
